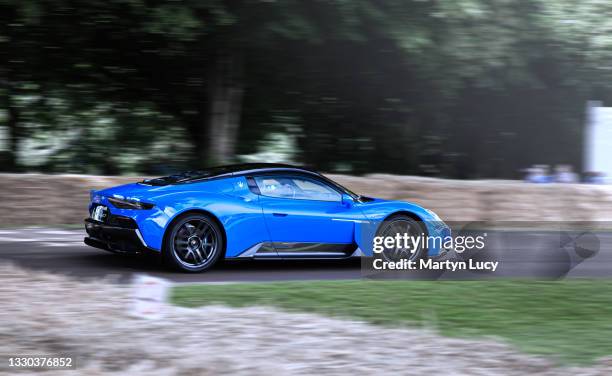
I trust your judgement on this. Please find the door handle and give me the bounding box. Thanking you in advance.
[272,213,288,217]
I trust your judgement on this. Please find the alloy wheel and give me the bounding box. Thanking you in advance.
[379,218,423,262]
[172,218,219,268]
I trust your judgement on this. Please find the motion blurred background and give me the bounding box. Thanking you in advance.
[2,0,611,178]
[4,3,612,373]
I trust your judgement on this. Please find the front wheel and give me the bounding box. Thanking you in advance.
[376,215,427,262]
[164,213,224,272]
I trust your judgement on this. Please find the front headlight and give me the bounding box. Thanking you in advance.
[108,197,155,210]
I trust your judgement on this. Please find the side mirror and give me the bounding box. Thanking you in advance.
[341,193,354,207]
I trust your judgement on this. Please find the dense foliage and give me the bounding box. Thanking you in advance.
[2,0,612,177]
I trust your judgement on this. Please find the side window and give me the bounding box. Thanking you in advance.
[253,176,341,202]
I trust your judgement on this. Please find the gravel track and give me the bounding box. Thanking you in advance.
[1,263,611,375]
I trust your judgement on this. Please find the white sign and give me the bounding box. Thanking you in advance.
[585,101,612,181]
[129,274,171,320]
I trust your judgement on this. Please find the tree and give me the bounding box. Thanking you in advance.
[4,0,612,177]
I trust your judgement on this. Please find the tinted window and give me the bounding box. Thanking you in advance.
[254,176,341,202]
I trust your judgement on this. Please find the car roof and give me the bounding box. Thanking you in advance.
[225,163,318,176]
[142,163,320,186]
[142,163,361,198]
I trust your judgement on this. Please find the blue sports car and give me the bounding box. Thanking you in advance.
[85,163,450,272]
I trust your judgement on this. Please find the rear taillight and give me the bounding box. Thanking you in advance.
[108,197,155,210]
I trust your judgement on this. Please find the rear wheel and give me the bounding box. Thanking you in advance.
[164,213,224,272]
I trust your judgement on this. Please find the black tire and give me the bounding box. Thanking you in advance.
[376,214,427,262]
[163,213,225,272]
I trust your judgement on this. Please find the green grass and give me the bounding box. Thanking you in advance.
[172,279,612,364]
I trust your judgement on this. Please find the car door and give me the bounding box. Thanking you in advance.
[250,174,367,257]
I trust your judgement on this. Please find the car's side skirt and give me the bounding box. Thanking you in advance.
[234,242,359,259]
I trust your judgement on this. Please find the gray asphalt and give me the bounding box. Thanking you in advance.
[0,228,362,283]
[0,228,610,282]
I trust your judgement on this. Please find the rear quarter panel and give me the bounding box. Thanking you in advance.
[119,177,268,256]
